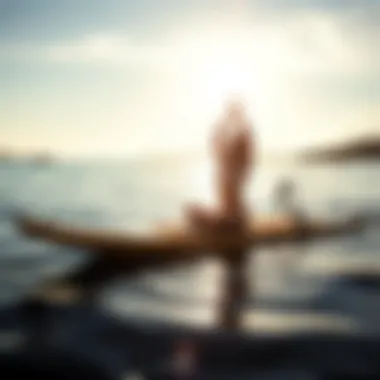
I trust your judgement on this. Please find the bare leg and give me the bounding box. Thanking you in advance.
[217,251,248,330]
[185,203,220,235]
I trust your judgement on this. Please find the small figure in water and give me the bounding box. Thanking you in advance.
[273,178,306,224]
[273,178,308,281]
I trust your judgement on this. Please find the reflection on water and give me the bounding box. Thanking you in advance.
[0,158,380,336]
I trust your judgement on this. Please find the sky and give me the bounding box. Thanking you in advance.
[0,0,379,157]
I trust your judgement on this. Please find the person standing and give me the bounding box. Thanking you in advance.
[186,100,255,330]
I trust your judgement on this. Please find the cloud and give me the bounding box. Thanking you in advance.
[34,5,378,82]
[47,33,131,62]
[1,2,378,81]
[237,8,380,78]
[44,35,169,66]
[46,33,178,67]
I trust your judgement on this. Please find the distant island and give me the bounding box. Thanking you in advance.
[30,152,55,165]
[300,136,380,163]
[0,149,56,165]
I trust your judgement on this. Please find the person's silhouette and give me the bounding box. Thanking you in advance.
[186,101,254,233]
[185,100,255,330]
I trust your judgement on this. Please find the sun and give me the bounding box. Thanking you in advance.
[180,33,261,114]
[202,58,249,105]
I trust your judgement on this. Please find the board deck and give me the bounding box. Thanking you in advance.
[17,215,365,260]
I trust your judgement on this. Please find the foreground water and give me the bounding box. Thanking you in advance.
[0,157,380,338]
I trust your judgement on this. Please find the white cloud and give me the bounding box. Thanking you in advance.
[46,32,181,68]
[37,6,379,82]
[2,4,378,79]
[47,33,131,62]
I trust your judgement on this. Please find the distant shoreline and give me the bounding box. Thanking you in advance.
[0,152,55,165]
[299,136,380,164]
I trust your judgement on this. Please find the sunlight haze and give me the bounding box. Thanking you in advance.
[0,0,378,158]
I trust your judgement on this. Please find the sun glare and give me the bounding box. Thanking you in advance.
[178,30,266,115]
[202,58,249,105]
[140,23,275,152]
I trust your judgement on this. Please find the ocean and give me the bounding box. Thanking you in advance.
[1,157,379,331]
[1,157,380,377]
